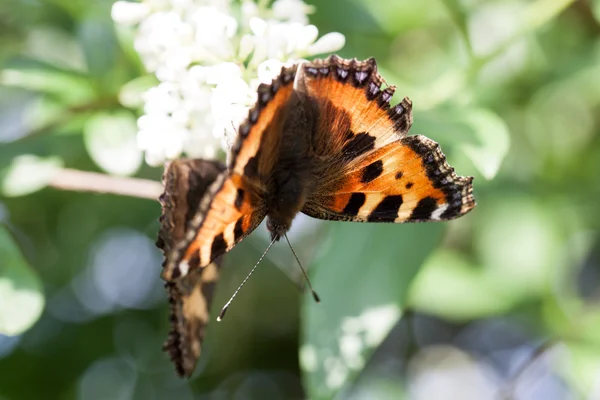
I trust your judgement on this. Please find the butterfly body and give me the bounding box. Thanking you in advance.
[161,55,475,282]
[261,90,317,240]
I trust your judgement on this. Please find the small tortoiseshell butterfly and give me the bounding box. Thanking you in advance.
[162,55,475,281]
[158,55,476,376]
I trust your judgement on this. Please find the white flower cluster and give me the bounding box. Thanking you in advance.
[111,0,345,166]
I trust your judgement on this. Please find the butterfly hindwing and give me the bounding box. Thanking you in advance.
[162,65,299,281]
[302,136,475,223]
[163,260,220,377]
[157,159,225,377]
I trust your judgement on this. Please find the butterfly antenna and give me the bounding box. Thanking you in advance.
[217,236,277,322]
[284,233,320,303]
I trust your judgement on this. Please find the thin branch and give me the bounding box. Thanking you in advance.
[48,168,163,200]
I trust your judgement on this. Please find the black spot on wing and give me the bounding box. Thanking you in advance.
[210,233,227,260]
[409,197,438,221]
[405,182,413,189]
[395,171,403,180]
[234,188,244,211]
[342,193,366,216]
[243,156,259,178]
[233,217,244,242]
[441,202,463,220]
[367,195,403,222]
[342,132,376,160]
[188,252,201,271]
[361,160,383,184]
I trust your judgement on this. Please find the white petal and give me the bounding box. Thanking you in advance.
[192,7,238,59]
[111,1,151,25]
[249,17,267,36]
[171,109,189,126]
[211,77,251,119]
[144,151,165,167]
[241,0,259,21]
[272,0,313,24]
[307,32,345,55]
[206,62,242,84]
[163,131,185,158]
[257,59,284,84]
[296,24,319,51]
[239,34,255,60]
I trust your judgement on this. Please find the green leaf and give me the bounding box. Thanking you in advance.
[83,111,142,176]
[414,107,510,180]
[0,67,94,104]
[301,222,443,399]
[118,75,159,109]
[0,226,45,336]
[358,0,446,35]
[22,27,87,72]
[0,155,63,197]
[593,0,600,25]
[440,0,474,58]
[78,18,118,79]
[458,108,510,180]
[408,250,513,320]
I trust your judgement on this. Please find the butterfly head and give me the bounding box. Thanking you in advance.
[266,216,289,241]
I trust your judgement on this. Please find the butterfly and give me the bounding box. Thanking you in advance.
[160,55,475,283]
[157,158,226,377]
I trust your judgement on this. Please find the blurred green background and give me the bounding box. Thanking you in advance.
[1,0,600,399]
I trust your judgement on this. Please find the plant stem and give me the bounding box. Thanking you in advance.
[48,168,163,200]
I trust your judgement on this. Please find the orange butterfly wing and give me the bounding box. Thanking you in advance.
[157,159,224,377]
[296,55,413,154]
[161,66,298,281]
[298,56,475,222]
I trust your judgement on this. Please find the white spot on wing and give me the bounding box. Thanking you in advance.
[357,193,384,219]
[178,260,189,277]
[223,220,236,248]
[431,204,449,220]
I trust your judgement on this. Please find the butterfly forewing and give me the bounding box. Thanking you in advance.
[162,65,299,281]
[157,159,225,377]
[297,55,413,157]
